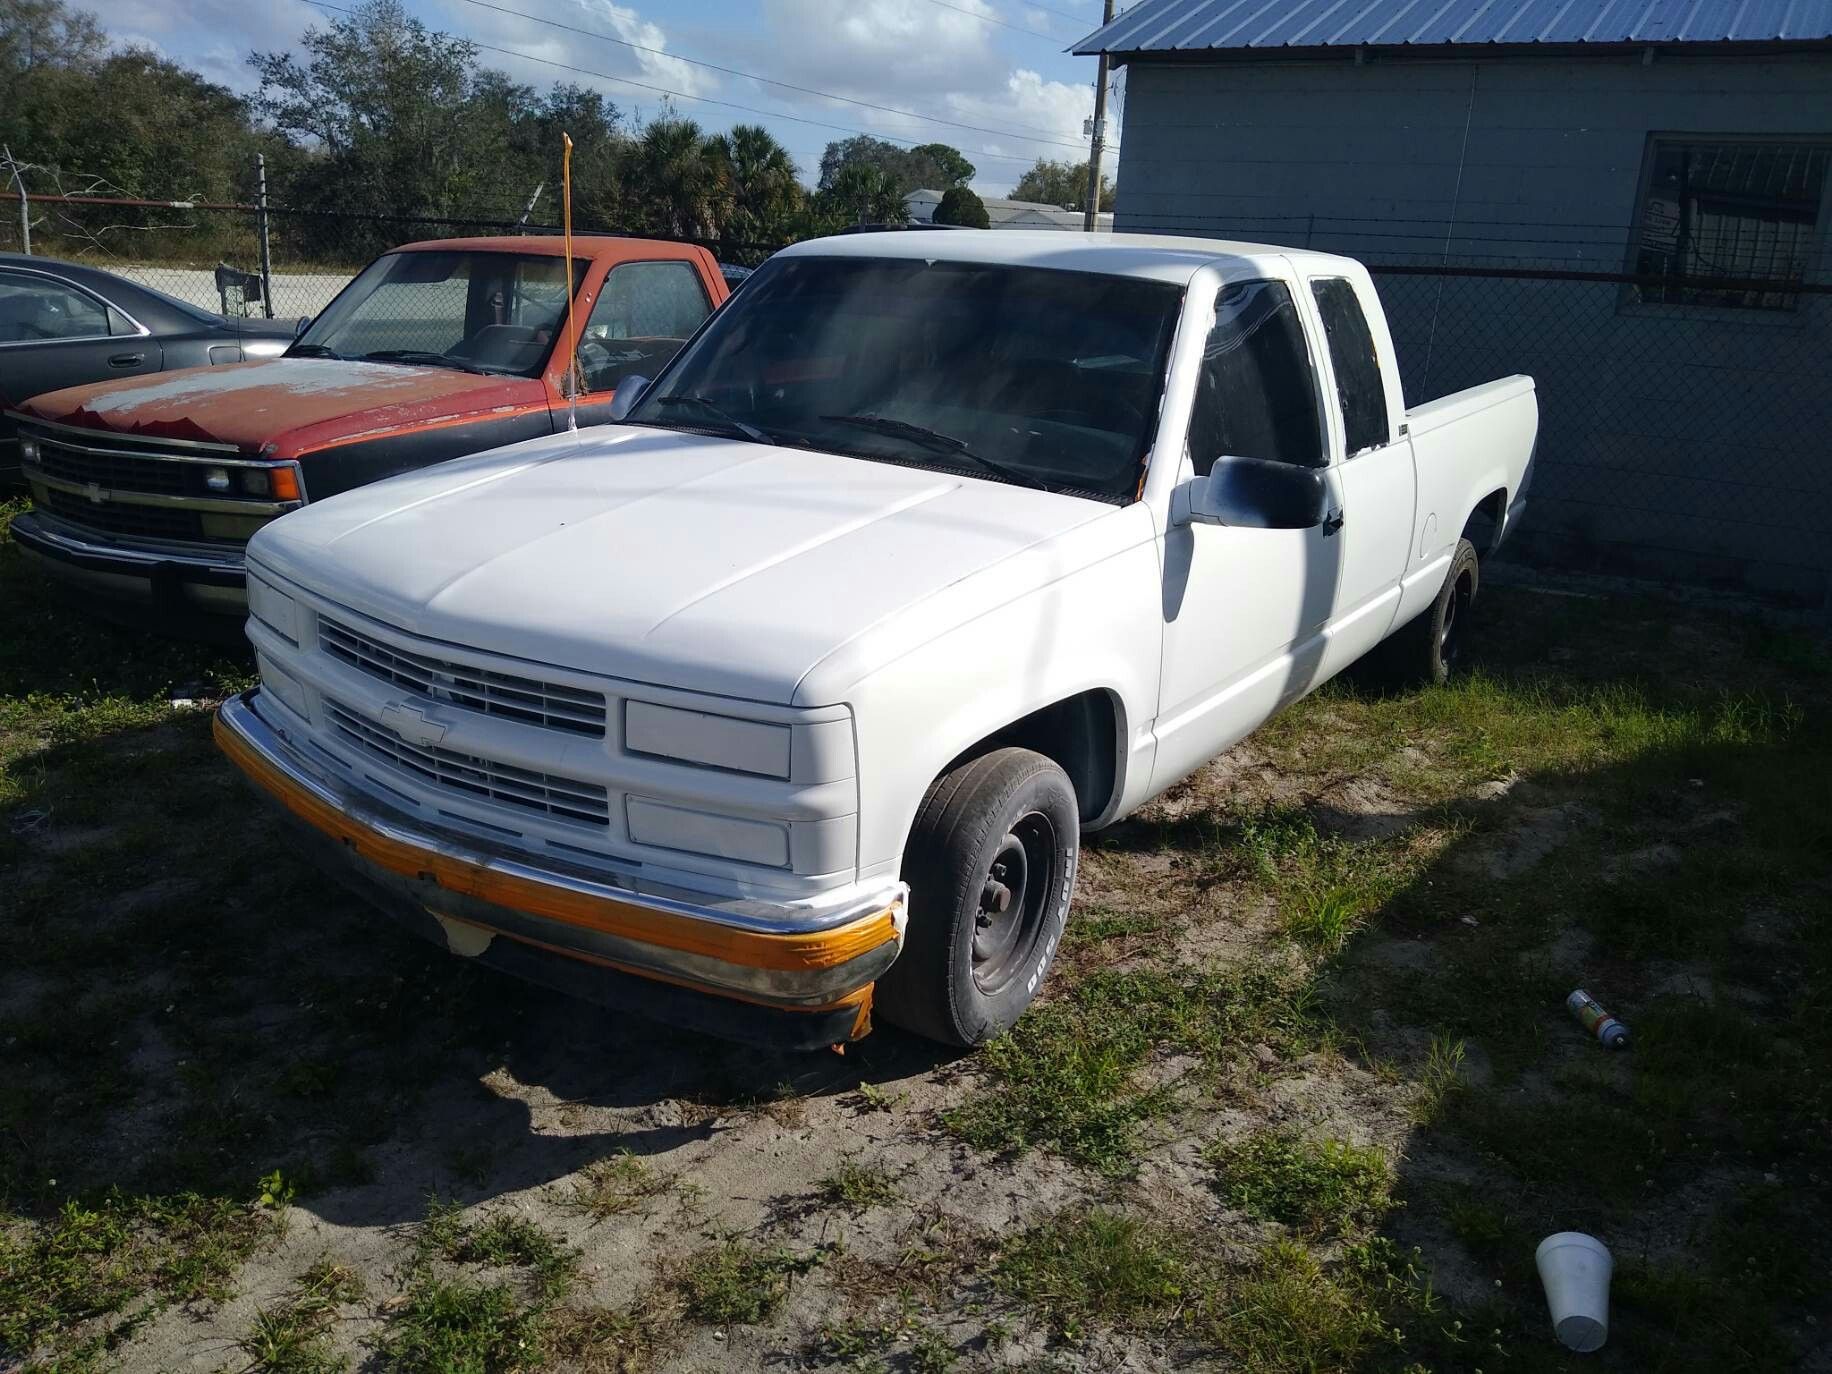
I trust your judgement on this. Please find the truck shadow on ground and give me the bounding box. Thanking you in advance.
[0,704,959,1233]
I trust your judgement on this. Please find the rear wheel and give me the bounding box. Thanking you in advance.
[875,748,1078,1047]
[1382,536,1479,685]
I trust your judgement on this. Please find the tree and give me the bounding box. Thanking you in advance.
[812,161,906,230]
[707,123,803,261]
[910,142,974,188]
[933,185,989,229]
[1011,157,1115,212]
[627,117,725,241]
[249,0,528,255]
[818,135,974,198]
[0,0,103,75]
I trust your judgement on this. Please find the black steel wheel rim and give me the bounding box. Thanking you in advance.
[972,811,1056,995]
[1440,570,1473,666]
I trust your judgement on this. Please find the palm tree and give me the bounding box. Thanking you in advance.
[630,117,723,240]
[707,123,802,257]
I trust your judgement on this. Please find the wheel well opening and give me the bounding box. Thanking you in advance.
[1462,488,1508,555]
[969,691,1118,824]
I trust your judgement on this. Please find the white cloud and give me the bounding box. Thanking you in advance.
[753,0,1095,194]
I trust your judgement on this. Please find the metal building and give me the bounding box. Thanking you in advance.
[1076,0,1832,603]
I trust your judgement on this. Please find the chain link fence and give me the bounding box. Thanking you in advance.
[1370,263,1832,606]
[5,186,1828,605]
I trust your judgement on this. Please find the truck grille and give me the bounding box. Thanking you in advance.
[326,699,609,826]
[35,440,191,496]
[319,617,607,738]
[38,487,208,541]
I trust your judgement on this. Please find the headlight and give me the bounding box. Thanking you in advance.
[247,572,300,644]
[17,435,38,468]
[625,701,791,778]
[256,652,310,720]
[626,797,790,867]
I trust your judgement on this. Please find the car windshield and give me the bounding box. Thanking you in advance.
[625,255,1183,501]
[293,249,582,376]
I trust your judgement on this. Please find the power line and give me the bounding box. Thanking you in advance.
[293,0,1087,171]
[452,0,1089,148]
[915,0,1081,41]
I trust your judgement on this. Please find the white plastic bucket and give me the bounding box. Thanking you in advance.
[1536,1231,1613,1352]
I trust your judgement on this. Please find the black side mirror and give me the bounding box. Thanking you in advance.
[1189,454,1330,530]
[608,374,650,422]
[294,316,312,338]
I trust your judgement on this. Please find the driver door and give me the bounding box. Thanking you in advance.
[1151,271,1345,791]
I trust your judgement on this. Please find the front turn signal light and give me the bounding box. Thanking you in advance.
[269,466,301,502]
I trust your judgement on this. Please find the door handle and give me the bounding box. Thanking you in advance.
[108,352,145,368]
[1322,508,1345,536]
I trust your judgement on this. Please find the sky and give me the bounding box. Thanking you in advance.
[100,0,1123,198]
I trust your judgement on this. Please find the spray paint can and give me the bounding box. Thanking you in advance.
[1566,990,1629,1049]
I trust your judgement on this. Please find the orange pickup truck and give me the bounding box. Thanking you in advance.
[8,235,727,619]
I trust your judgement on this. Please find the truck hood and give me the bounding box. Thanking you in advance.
[17,358,545,457]
[249,426,1131,705]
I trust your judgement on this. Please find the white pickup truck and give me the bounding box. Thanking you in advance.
[215,232,1536,1050]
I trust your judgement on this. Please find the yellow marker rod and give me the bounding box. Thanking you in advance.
[562,131,580,431]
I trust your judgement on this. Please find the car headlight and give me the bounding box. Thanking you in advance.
[18,435,38,468]
[247,572,301,645]
[256,652,310,720]
[625,701,791,778]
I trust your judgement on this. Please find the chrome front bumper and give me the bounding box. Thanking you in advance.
[215,690,907,1045]
[11,510,249,611]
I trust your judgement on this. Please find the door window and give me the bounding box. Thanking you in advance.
[578,260,712,393]
[0,272,116,343]
[1310,277,1390,456]
[1186,278,1322,474]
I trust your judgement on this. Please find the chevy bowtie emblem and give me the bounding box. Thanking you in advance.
[84,481,106,504]
[380,700,448,748]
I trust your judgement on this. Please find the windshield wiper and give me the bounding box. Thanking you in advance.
[819,413,1047,491]
[288,342,341,359]
[361,349,491,375]
[649,394,776,445]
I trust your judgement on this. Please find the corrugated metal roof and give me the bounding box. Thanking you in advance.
[1073,0,1832,56]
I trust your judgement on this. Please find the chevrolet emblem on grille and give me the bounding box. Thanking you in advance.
[379,701,448,748]
[84,481,107,504]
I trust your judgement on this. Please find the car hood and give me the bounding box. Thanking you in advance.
[249,426,1131,705]
[17,358,545,457]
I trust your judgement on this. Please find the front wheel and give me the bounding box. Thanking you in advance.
[875,748,1079,1047]
[1383,536,1479,685]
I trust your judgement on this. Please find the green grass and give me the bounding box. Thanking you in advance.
[234,1260,364,1373]
[1204,1130,1393,1235]
[944,962,1322,1176]
[816,1159,902,1211]
[675,1238,825,1326]
[377,1276,534,1374]
[569,1153,669,1220]
[992,1210,1187,1342]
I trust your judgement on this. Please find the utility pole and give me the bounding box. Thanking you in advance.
[1081,0,1116,232]
[255,152,274,318]
[517,181,545,227]
[4,146,29,254]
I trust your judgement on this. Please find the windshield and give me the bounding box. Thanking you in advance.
[625,255,1182,501]
[293,250,583,375]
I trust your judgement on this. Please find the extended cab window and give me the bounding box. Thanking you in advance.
[579,260,711,393]
[1310,277,1390,456]
[1186,279,1322,473]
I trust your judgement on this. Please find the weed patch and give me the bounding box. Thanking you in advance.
[816,1159,902,1211]
[675,1237,825,1326]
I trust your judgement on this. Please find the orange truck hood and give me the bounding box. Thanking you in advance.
[16,358,549,459]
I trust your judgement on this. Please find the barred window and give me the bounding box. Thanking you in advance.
[1628,138,1830,311]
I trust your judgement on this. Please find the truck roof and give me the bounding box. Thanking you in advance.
[779,230,1363,285]
[388,234,714,260]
